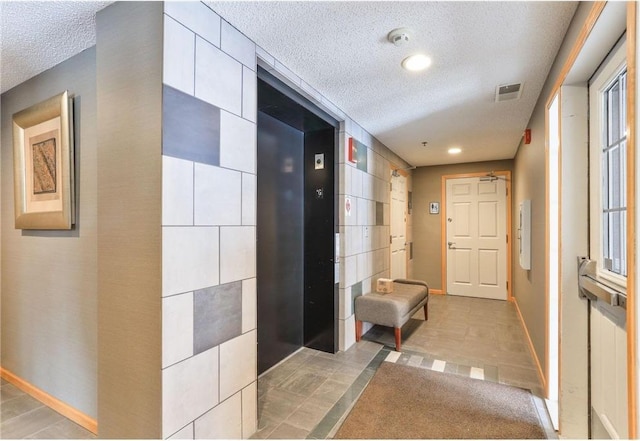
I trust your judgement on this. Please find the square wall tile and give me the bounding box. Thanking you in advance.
[163,226,219,296]
[347,225,363,256]
[241,278,257,333]
[355,140,368,173]
[163,348,219,437]
[241,173,256,226]
[376,202,384,226]
[339,316,356,352]
[220,226,256,284]
[242,382,257,438]
[221,21,256,69]
[163,15,195,95]
[162,156,194,226]
[163,85,220,166]
[351,167,363,199]
[219,330,256,401]
[165,1,221,47]
[242,67,257,123]
[194,281,242,354]
[341,255,356,287]
[220,111,256,174]
[167,423,193,439]
[194,164,242,225]
[194,392,242,439]
[195,37,242,115]
[163,293,194,368]
[356,198,368,226]
[338,286,352,320]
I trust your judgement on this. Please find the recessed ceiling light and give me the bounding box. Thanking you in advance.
[402,54,431,72]
[448,147,462,155]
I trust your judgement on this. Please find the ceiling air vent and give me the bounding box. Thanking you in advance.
[495,83,523,102]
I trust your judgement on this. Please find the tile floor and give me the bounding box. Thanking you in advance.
[0,378,95,439]
[254,294,551,439]
[363,294,545,396]
[0,295,548,439]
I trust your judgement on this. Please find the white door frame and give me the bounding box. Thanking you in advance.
[441,171,512,299]
[390,167,408,279]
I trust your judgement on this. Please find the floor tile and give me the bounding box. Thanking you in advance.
[1,394,44,423]
[267,422,309,439]
[0,406,64,439]
[24,418,95,439]
[259,388,306,421]
[0,384,25,403]
[285,397,333,431]
[278,370,328,397]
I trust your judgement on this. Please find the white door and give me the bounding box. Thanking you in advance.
[390,172,407,279]
[587,38,628,439]
[445,176,507,300]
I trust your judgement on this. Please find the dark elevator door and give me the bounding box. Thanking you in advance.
[257,73,337,375]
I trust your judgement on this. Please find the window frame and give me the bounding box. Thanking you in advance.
[589,38,628,288]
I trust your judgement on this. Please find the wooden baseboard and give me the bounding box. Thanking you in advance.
[0,367,97,434]
[430,289,444,295]
[510,298,547,393]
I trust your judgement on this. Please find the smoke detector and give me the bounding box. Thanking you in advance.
[495,83,523,102]
[387,27,412,46]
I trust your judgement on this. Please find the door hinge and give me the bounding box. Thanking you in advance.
[506,281,509,289]
[506,234,508,243]
[506,187,508,196]
[390,235,393,244]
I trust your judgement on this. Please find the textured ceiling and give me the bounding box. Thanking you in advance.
[1,1,577,166]
[0,1,113,95]
[210,1,577,166]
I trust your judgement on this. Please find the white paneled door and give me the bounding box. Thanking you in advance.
[445,176,507,300]
[390,172,407,279]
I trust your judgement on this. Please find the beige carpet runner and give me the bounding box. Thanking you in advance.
[334,362,547,439]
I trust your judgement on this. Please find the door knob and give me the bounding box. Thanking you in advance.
[448,241,456,249]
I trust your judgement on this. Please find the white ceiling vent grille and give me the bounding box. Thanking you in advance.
[495,83,523,102]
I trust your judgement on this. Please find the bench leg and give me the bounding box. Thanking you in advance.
[355,320,362,342]
[394,327,401,352]
[424,303,428,321]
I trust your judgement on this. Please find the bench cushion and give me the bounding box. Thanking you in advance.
[354,280,428,328]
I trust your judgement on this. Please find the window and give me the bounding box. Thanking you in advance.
[601,70,627,277]
[589,37,627,287]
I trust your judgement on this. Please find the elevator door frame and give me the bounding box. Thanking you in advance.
[256,68,339,374]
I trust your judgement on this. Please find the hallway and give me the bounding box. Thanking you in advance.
[253,294,551,439]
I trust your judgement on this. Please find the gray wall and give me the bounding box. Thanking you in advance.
[96,2,163,437]
[1,48,97,418]
[412,160,514,290]
[512,2,594,385]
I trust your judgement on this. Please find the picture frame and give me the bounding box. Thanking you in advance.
[429,201,440,214]
[13,91,74,229]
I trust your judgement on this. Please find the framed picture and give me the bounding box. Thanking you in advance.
[13,91,74,229]
[429,201,439,214]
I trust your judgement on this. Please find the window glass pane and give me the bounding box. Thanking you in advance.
[601,69,627,277]
[609,81,620,144]
[611,145,620,207]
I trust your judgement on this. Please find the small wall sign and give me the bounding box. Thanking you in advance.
[429,202,440,214]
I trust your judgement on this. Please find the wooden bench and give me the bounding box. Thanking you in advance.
[354,279,429,351]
